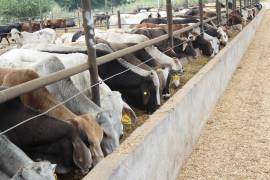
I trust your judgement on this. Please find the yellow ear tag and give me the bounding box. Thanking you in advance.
[122,114,132,125]
[173,74,180,81]
[54,174,58,180]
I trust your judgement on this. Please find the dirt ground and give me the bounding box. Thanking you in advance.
[178,11,270,179]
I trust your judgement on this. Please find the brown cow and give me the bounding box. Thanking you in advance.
[0,68,104,166]
[136,23,189,34]
[44,19,66,29]
[20,22,42,32]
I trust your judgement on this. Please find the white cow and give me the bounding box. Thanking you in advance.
[109,12,152,28]
[10,28,56,47]
[55,33,74,44]
[0,135,56,180]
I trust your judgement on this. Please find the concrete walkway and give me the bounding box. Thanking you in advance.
[178,10,270,179]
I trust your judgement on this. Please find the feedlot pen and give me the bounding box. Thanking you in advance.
[178,10,270,180]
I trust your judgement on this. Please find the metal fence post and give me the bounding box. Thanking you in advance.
[185,0,189,8]
[106,12,110,29]
[78,11,81,28]
[233,0,236,14]
[240,0,242,13]
[226,0,229,25]
[199,0,204,35]
[81,0,101,106]
[29,19,32,32]
[166,0,174,48]
[216,0,221,25]
[117,10,121,28]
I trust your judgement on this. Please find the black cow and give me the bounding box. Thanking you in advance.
[140,18,167,24]
[140,17,198,24]
[192,35,214,56]
[72,30,85,42]
[0,23,21,45]
[0,94,92,175]
[95,46,159,113]
[131,28,196,58]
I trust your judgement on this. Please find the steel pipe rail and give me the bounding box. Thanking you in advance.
[0,16,217,104]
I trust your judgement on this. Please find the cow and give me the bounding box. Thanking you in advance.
[0,68,104,166]
[20,21,42,32]
[0,134,56,179]
[130,28,197,58]
[55,33,74,44]
[92,31,184,72]
[0,23,21,45]
[192,35,214,57]
[10,28,56,47]
[35,43,160,113]
[193,27,220,56]
[96,45,160,113]
[44,19,66,29]
[0,48,136,156]
[0,93,91,174]
[110,43,172,98]
[109,12,152,28]
[66,18,76,27]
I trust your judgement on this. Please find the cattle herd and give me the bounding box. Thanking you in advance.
[0,2,262,180]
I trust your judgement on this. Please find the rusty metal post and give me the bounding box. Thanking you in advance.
[81,0,101,106]
[105,0,109,29]
[226,0,229,24]
[29,19,32,32]
[240,0,242,14]
[64,19,68,33]
[185,0,189,8]
[166,0,174,48]
[78,11,81,28]
[199,0,204,35]
[232,0,236,14]
[216,0,221,25]
[117,10,121,28]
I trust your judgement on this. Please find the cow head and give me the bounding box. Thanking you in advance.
[141,78,159,113]
[178,36,197,57]
[217,27,228,45]
[10,28,23,47]
[71,132,93,175]
[193,35,214,57]
[73,115,104,167]
[96,111,119,156]
[11,162,56,180]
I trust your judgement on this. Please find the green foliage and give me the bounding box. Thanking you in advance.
[0,0,54,21]
[53,0,128,10]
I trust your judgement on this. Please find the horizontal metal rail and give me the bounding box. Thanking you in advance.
[0,16,218,104]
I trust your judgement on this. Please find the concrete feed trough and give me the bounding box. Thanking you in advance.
[84,8,266,180]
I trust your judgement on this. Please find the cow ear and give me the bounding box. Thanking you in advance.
[18,32,23,38]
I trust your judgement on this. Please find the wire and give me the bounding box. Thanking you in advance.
[0,25,219,136]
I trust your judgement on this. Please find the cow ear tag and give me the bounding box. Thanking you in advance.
[143,91,148,95]
[173,74,181,81]
[122,114,132,125]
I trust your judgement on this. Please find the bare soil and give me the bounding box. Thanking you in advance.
[178,11,270,180]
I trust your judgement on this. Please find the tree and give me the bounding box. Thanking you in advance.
[0,0,54,21]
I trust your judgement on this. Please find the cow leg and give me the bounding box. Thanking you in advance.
[162,73,172,99]
[0,37,2,43]
[5,37,10,45]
